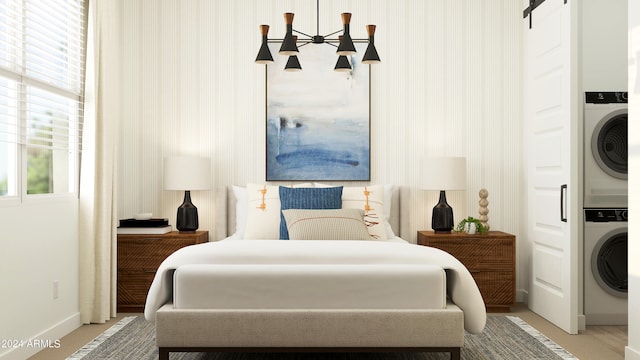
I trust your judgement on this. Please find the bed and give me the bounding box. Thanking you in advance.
[144,184,486,360]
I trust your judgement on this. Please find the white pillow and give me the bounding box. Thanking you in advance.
[241,183,312,240]
[243,184,282,239]
[231,185,247,238]
[314,183,389,240]
[383,183,396,238]
[282,209,372,240]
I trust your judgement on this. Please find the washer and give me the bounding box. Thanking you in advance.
[584,208,628,325]
[583,91,628,208]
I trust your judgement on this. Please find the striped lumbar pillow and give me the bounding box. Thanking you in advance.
[282,208,373,240]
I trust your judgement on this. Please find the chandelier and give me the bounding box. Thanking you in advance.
[254,0,381,72]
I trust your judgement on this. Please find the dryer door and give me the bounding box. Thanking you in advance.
[591,109,628,179]
[591,229,627,298]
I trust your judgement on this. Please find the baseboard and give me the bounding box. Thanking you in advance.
[0,312,81,360]
[517,290,588,332]
[577,314,586,332]
[626,346,640,360]
[516,288,528,304]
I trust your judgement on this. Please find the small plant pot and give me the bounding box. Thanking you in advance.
[464,222,477,234]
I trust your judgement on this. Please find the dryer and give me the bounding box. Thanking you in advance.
[584,209,627,325]
[583,92,628,208]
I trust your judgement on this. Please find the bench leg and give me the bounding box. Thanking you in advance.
[158,347,169,360]
[451,347,461,360]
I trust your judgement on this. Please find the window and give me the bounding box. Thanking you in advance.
[0,0,85,199]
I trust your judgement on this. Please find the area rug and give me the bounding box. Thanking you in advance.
[67,316,577,360]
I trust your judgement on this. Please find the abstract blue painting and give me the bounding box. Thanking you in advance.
[266,43,370,181]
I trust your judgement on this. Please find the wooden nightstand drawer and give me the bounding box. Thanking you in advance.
[118,238,193,271]
[426,239,514,271]
[470,270,515,309]
[117,231,208,312]
[417,230,516,312]
[117,272,156,312]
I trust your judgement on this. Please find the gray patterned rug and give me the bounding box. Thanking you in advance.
[67,316,577,360]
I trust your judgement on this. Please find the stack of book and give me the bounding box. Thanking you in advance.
[117,218,172,234]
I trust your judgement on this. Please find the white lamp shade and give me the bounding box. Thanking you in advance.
[420,157,466,190]
[164,156,211,190]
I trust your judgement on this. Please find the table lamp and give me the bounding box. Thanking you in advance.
[164,156,211,232]
[420,157,466,233]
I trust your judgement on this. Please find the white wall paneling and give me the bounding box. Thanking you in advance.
[581,0,628,91]
[626,0,639,356]
[116,0,523,285]
[0,200,80,360]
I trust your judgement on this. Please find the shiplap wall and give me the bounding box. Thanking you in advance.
[116,0,523,286]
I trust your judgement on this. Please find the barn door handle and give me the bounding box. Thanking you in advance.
[560,184,568,222]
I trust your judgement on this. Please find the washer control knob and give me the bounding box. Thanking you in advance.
[620,210,628,221]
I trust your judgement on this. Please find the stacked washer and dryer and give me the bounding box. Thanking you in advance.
[583,91,628,325]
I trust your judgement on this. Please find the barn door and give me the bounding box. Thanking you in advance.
[523,0,580,334]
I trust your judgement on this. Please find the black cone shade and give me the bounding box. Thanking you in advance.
[285,55,301,71]
[255,42,273,64]
[334,55,352,72]
[337,13,356,56]
[362,25,380,64]
[279,14,299,55]
[362,42,380,64]
[255,25,274,64]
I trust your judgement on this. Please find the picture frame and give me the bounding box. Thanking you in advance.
[265,43,370,181]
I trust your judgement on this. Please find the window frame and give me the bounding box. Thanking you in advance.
[0,0,86,205]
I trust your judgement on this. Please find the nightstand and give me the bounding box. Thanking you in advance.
[417,230,515,312]
[117,230,208,312]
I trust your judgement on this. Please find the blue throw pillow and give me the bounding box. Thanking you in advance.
[279,186,343,240]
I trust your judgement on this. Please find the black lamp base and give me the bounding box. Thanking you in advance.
[432,190,454,233]
[176,190,199,232]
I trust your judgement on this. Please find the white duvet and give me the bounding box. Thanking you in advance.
[143,238,487,334]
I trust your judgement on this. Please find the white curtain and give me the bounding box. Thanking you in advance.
[79,0,121,324]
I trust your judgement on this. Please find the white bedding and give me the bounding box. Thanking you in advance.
[144,238,487,334]
[173,263,447,310]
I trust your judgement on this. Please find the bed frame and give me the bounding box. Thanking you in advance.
[155,186,464,360]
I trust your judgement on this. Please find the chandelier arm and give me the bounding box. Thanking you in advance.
[298,41,313,48]
[323,29,343,38]
[325,38,369,43]
[293,29,313,38]
[272,36,367,45]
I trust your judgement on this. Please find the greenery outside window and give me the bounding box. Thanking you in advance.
[0,0,86,199]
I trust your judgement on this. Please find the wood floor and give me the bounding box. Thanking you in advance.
[29,303,628,360]
[506,303,627,360]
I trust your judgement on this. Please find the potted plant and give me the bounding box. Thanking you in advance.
[455,216,488,235]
